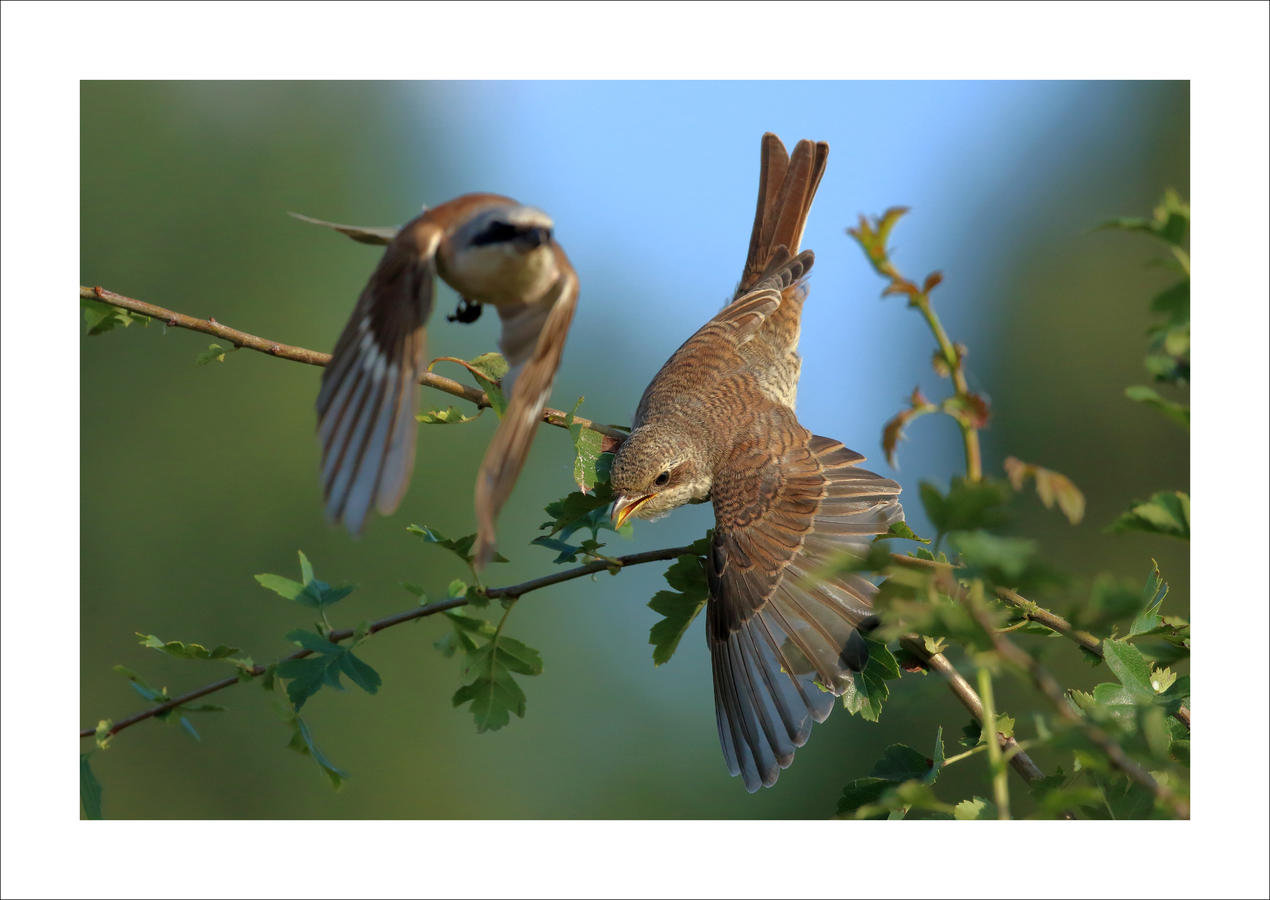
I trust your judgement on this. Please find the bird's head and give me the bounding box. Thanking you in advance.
[440,201,558,304]
[609,425,713,529]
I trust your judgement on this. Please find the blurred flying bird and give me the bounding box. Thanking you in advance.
[300,195,578,567]
[609,134,904,791]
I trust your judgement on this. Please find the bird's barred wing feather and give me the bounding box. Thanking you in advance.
[706,414,903,791]
[316,224,440,534]
[471,249,579,567]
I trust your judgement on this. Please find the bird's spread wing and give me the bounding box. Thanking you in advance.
[289,211,401,246]
[471,246,579,567]
[706,411,903,791]
[316,222,440,534]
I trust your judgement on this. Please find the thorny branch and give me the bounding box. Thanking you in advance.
[80,545,697,741]
[79,285,629,442]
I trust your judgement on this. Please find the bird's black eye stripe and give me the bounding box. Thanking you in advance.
[470,220,522,247]
[654,470,671,487]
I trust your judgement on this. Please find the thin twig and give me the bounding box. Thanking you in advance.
[80,544,697,741]
[898,635,1047,786]
[966,604,1191,819]
[80,285,629,442]
[896,556,1191,731]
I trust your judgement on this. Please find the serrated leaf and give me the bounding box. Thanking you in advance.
[1102,640,1155,701]
[136,634,241,661]
[287,714,348,789]
[870,744,932,782]
[540,468,630,542]
[572,426,603,493]
[254,572,305,600]
[467,352,508,418]
[919,477,1011,538]
[1128,559,1169,636]
[1003,456,1086,524]
[80,754,104,819]
[1108,491,1189,540]
[841,638,901,722]
[81,296,149,335]
[531,535,584,564]
[408,523,507,566]
[493,636,544,676]
[647,543,710,666]
[277,656,339,710]
[836,777,893,818]
[195,342,232,365]
[338,650,382,694]
[448,621,543,732]
[877,520,930,544]
[418,405,481,425]
[950,531,1059,592]
[1125,386,1189,428]
[954,797,995,820]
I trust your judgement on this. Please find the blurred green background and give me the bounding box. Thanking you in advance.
[80,81,1188,818]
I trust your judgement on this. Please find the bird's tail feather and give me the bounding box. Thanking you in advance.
[735,134,829,298]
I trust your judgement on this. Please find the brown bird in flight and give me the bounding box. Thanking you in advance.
[304,195,578,566]
[609,134,904,791]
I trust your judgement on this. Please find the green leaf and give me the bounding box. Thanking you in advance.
[1128,559,1169,637]
[338,650,383,694]
[80,754,104,819]
[540,470,629,542]
[254,573,305,601]
[195,343,232,365]
[448,621,544,733]
[1102,640,1155,701]
[179,716,202,742]
[1096,773,1158,820]
[877,520,930,544]
[647,538,712,666]
[1125,386,1189,428]
[136,634,241,660]
[531,535,585,564]
[81,296,150,335]
[417,406,481,425]
[408,524,507,566]
[287,714,347,789]
[870,744,932,782]
[919,477,1011,538]
[573,428,603,493]
[491,635,544,676]
[836,777,893,818]
[950,531,1059,592]
[277,630,380,710]
[1108,491,1189,540]
[953,797,996,820]
[841,638,902,722]
[467,352,508,418]
[1099,188,1189,248]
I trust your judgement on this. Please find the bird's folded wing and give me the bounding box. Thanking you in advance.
[316,224,440,534]
[471,248,579,567]
[706,416,903,790]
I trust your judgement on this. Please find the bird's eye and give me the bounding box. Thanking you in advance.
[654,470,671,487]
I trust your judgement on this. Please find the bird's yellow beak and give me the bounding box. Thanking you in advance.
[610,493,655,530]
